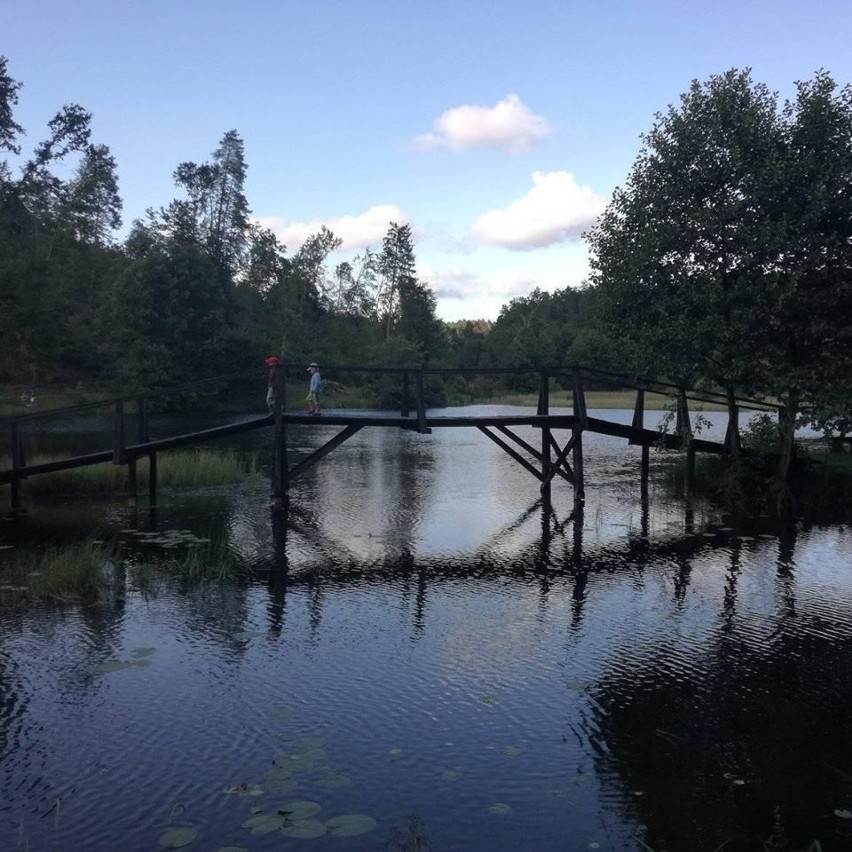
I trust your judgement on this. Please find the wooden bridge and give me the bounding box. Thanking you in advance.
[0,364,777,515]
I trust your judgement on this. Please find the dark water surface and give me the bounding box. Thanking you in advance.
[2,408,852,851]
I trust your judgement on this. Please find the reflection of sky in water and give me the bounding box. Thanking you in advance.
[3,407,852,851]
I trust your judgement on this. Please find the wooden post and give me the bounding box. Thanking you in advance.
[10,421,22,513]
[678,390,694,498]
[113,400,125,464]
[572,425,585,508]
[539,371,551,502]
[572,370,586,509]
[416,371,430,434]
[630,388,645,444]
[724,387,741,457]
[148,451,158,508]
[271,364,287,503]
[127,457,137,506]
[402,372,410,418]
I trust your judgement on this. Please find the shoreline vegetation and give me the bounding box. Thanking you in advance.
[0,538,247,603]
[0,385,719,418]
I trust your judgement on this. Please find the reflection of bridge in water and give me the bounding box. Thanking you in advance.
[2,364,777,515]
[263,493,788,641]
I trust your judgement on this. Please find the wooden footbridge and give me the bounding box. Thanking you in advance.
[0,364,777,514]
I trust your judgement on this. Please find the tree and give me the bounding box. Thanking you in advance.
[63,143,122,244]
[171,129,250,274]
[377,222,416,338]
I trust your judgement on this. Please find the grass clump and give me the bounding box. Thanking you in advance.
[1,540,118,602]
[128,540,249,592]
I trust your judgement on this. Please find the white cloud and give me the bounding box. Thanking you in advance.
[411,93,550,155]
[257,204,407,252]
[471,171,606,250]
[421,264,532,302]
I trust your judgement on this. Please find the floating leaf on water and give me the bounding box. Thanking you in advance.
[158,826,198,848]
[265,706,293,721]
[213,847,248,852]
[325,814,377,837]
[488,802,513,815]
[589,843,601,849]
[242,812,287,834]
[97,658,152,672]
[130,647,156,658]
[293,735,327,751]
[501,746,522,757]
[548,788,572,798]
[281,818,328,839]
[265,776,298,794]
[317,773,352,790]
[834,808,852,819]
[223,783,263,796]
[389,747,403,756]
[479,694,496,705]
[279,800,322,821]
[440,768,463,781]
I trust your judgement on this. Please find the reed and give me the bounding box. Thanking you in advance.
[19,448,259,496]
[1,540,118,602]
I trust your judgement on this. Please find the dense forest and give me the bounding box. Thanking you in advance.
[2,56,852,476]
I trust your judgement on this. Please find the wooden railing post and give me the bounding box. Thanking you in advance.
[113,400,125,464]
[10,421,22,513]
[677,389,695,497]
[271,364,288,504]
[415,371,430,434]
[539,371,551,501]
[401,372,410,418]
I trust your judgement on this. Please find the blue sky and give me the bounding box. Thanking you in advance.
[6,0,852,321]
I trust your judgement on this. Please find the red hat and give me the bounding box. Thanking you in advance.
[265,356,280,366]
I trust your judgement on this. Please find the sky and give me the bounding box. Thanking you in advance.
[5,0,852,321]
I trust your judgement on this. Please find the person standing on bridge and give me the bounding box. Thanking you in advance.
[265,356,280,412]
[306,362,322,416]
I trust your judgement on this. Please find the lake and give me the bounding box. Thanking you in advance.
[1,406,851,851]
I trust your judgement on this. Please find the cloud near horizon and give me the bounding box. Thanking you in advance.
[256,204,408,252]
[411,93,550,155]
[471,171,606,250]
[419,262,535,302]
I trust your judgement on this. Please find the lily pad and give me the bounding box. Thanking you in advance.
[265,776,298,794]
[501,746,523,757]
[326,814,377,837]
[280,800,322,820]
[317,773,352,790]
[281,818,328,838]
[479,694,496,705]
[92,659,151,674]
[488,802,513,815]
[158,826,198,848]
[440,768,463,781]
[242,812,287,834]
[265,706,293,720]
[293,735,327,750]
[130,647,157,658]
[835,808,852,819]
